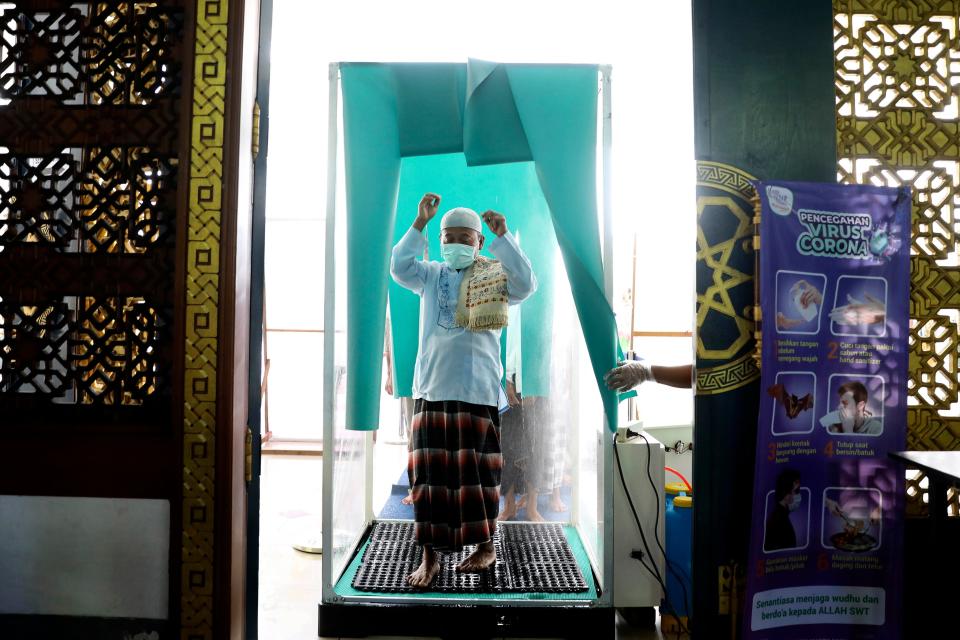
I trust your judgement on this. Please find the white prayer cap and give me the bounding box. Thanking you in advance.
[440,207,482,232]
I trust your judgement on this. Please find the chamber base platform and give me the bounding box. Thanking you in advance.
[318,601,623,639]
[322,520,628,638]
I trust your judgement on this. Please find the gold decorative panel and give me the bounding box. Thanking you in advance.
[182,0,228,638]
[0,2,182,420]
[695,161,761,395]
[834,1,960,457]
[0,1,228,634]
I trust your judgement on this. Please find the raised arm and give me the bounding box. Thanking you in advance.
[390,193,440,294]
[483,210,538,304]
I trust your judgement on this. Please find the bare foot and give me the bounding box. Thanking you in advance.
[498,490,517,521]
[549,496,568,512]
[498,501,517,521]
[525,506,546,522]
[523,490,544,521]
[401,493,413,506]
[456,541,496,573]
[406,547,440,588]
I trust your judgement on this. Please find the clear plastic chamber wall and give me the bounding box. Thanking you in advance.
[320,60,619,609]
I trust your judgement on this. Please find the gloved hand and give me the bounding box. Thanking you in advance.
[604,360,653,392]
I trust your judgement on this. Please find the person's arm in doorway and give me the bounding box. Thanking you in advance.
[651,364,694,389]
[605,362,693,392]
[390,192,439,294]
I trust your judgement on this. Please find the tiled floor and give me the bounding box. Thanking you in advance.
[257,442,669,639]
[258,451,324,639]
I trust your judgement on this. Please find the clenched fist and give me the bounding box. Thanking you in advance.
[481,210,508,237]
[413,193,441,231]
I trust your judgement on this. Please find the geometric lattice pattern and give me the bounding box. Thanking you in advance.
[1,0,211,633]
[78,147,178,253]
[0,2,183,417]
[905,468,930,517]
[906,468,960,518]
[0,147,177,252]
[181,1,228,638]
[0,295,167,404]
[0,299,73,397]
[0,151,79,247]
[835,0,960,452]
[0,3,181,106]
[73,296,167,404]
[947,484,959,517]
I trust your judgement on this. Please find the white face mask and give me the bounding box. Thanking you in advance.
[788,491,802,512]
[441,242,477,269]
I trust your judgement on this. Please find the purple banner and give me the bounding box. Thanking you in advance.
[744,181,910,639]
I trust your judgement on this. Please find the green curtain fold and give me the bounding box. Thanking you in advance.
[341,63,401,433]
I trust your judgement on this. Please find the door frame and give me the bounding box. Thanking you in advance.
[243,0,274,636]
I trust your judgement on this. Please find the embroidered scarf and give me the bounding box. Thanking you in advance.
[454,255,509,331]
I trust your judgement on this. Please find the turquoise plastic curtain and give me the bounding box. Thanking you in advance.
[340,60,620,431]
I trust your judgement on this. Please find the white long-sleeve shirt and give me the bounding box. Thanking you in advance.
[390,226,537,407]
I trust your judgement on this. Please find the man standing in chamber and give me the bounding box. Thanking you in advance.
[390,192,538,588]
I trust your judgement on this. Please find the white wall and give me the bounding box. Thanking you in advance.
[0,496,169,619]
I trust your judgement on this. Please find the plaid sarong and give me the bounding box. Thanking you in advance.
[408,399,502,550]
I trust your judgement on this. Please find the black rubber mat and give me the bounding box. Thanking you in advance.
[351,521,588,594]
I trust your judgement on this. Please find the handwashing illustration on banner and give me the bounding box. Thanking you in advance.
[744,181,910,639]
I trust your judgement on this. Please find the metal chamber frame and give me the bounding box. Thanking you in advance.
[320,62,617,611]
